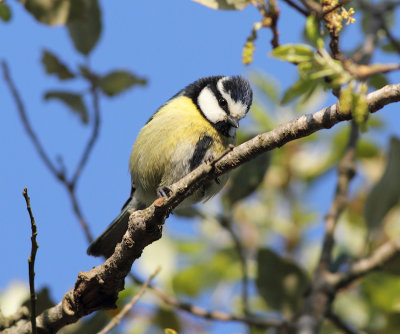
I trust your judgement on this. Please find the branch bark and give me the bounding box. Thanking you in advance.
[5,83,400,333]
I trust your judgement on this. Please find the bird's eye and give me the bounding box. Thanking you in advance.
[218,98,227,107]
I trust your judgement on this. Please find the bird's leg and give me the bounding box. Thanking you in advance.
[203,154,221,184]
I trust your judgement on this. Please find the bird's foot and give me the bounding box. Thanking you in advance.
[157,186,172,198]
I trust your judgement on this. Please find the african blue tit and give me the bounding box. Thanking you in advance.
[87,76,253,258]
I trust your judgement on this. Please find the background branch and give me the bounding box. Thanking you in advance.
[219,215,251,317]
[2,61,62,181]
[130,273,285,328]
[333,238,400,290]
[2,60,100,244]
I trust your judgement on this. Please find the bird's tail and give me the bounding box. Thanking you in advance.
[87,197,145,258]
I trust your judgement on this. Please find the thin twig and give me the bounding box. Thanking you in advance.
[71,85,101,186]
[269,0,280,49]
[356,0,400,54]
[129,273,285,328]
[333,238,400,289]
[67,186,93,243]
[23,188,39,334]
[98,267,161,334]
[281,0,309,16]
[326,310,365,334]
[299,0,321,13]
[318,121,358,272]
[2,61,63,181]
[3,60,95,243]
[219,216,251,317]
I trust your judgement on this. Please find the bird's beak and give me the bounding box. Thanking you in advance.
[227,116,239,128]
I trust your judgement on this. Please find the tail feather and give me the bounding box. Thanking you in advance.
[87,198,145,258]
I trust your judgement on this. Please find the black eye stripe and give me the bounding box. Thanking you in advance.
[209,84,230,114]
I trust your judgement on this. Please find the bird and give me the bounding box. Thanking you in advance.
[87,75,253,258]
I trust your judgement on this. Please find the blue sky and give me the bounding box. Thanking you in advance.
[1,0,400,332]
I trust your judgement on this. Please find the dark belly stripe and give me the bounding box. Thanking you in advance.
[189,135,213,171]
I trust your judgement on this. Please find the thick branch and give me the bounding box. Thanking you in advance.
[6,83,400,333]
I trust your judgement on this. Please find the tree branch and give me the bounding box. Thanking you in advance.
[5,83,400,333]
[23,188,39,334]
[70,84,101,187]
[332,238,400,290]
[326,310,365,334]
[219,215,251,317]
[281,0,309,16]
[318,121,358,273]
[130,273,285,328]
[1,61,63,181]
[2,60,97,244]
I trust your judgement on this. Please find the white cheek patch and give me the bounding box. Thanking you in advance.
[217,78,248,120]
[198,86,226,124]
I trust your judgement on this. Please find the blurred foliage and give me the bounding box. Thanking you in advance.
[2,0,400,333]
[0,3,11,22]
[256,248,308,317]
[193,0,251,10]
[365,137,400,233]
[44,91,88,123]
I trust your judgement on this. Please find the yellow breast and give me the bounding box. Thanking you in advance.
[129,96,233,205]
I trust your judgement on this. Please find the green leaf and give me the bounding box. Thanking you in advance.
[249,72,280,103]
[281,78,316,104]
[41,50,75,80]
[22,287,54,314]
[305,15,321,47]
[78,64,94,81]
[271,44,314,63]
[20,0,70,25]
[362,272,400,312]
[173,249,240,296]
[382,255,400,275]
[153,308,181,333]
[44,91,88,124]
[381,43,398,54]
[256,248,308,315]
[368,74,389,90]
[356,140,379,159]
[223,136,270,206]
[174,206,204,218]
[193,0,251,10]
[0,3,11,22]
[67,0,101,55]
[364,137,400,232]
[99,70,147,97]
